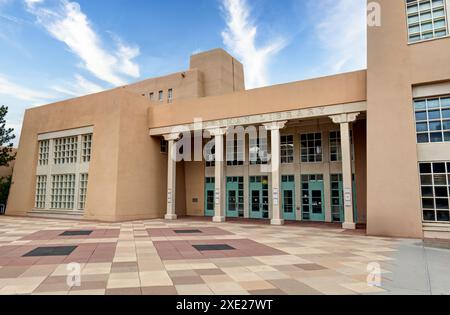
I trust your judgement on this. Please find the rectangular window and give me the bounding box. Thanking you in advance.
[51,174,76,210]
[35,175,47,209]
[82,134,92,163]
[160,139,168,154]
[38,140,49,166]
[249,136,268,165]
[414,95,450,143]
[329,131,355,162]
[419,162,450,222]
[227,138,244,166]
[406,0,448,43]
[281,135,294,164]
[158,90,164,102]
[54,136,78,165]
[149,92,154,101]
[78,174,88,210]
[168,89,173,103]
[300,133,322,163]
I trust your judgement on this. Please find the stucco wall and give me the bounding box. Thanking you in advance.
[366,0,450,237]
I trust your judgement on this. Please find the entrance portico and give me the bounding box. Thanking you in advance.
[152,102,366,230]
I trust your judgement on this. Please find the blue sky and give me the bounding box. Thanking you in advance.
[0,0,366,144]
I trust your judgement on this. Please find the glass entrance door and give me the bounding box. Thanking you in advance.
[281,175,296,220]
[330,174,358,223]
[204,178,215,217]
[249,176,269,219]
[226,177,244,218]
[301,175,325,222]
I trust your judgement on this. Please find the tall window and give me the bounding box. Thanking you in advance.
[82,134,92,163]
[406,0,448,43]
[79,174,89,210]
[281,135,294,164]
[300,133,322,163]
[414,96,450,143]
[158,90,164,102]
[227,138,244,166]
[419,162,450,222]
[35,176,47,209]
[54,136,78,164]
[149,92,154,101]
[329,131,354,162]
[249,136,268,165]
[168,89,173,103]
[51,174,76,210]
[38,140,49,166]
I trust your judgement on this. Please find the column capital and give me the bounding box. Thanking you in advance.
[206,127,227,137]
[329,112,360,124]
[163,133,181,141]
[263,121,288,131]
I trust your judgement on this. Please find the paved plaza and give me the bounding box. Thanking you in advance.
[0,216,448,295]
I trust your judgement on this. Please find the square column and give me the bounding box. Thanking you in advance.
[163,133,180,220]
[264,121,287,226]
[330,113,360,230]
[207,128,227,223]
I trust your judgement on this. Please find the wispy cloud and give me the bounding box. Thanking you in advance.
[25,0,140,86]
[0,73,56,105]
[311,0,366,75]
[52,74,104,97]
[221,0,286,89]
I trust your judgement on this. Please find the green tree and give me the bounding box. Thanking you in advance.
[0,105,16,167]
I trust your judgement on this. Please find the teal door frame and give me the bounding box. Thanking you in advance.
[301,175,325,222]
[226,177,244,218]
[249,176,269,219]
[281,175,296,221]
[204,178,215,217]
[330,174,358,223]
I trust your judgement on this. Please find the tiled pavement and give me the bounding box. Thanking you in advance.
[0,216,448,295]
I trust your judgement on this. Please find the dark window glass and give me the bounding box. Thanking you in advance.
[417,134,429,143]
[434,174,447,185]
[429,122,442,131]
[422,198,435,209]
[445,132,450,142]
[416,123,428,132]
[437,211,450,222]
[415,111,427,121]
[428,110,441,120]
[421,175,433,185]
[421,186,434,197]
[420,163,432,174]
[430,132,443,142]
[435,186,448,197]
[423,210,436,221]
[436,198,449,210]
[433,163,446,174]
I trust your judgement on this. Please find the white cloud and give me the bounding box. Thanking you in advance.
[52,74,105,97]
[221,0,286,89]
[0,74,56,105]
[311,0,366,75]
[25,0,140,86]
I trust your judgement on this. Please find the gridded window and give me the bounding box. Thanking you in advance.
[205,177,215,184]
[249,136,268,165]
[226,138,244,166]
[227,177,245,217]
[51,174,76,210]
[329,131,354,162]
[168,89,173,103]
[300,133,322,163]
[205,142,215,168]
[78,174,88,210]
[414,96,450,143]
[331,174,344,222]
[38,140,49,166]
[35,176,47,209]
[158,90,164,102]
[419,162,450,222]
[82,134,92,163]
[281,135,294,164]
[54,137,78,164]
[406,0,448,43]
[282,175,295,183]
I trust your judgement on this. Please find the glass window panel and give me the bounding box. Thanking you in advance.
[434,174,447,185]
[429,121,442,131]
[422,198,435,209]
[423,210,436,221]
[430,132,443,142]
[422,186,434,197]
[428,110,441,119]
[415,100,427,110]
[415,111,428,121]
[434,18,446,28]
[420,163,432,174]
[436,198,449,210]
[441,98,450,107]
[435,186,448,197]
[442,121,450,130]
[417,122,429,132]
[437,211,450,221]
[433,163,446,173]
[421,175,433,185]
[417,133,430,143]
[442,110,450,119]
[435,30,448,37]
[444,132,450,141]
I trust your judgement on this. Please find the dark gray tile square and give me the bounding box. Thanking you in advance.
[23,246,77,257]
[174,229,202,234]
[60,230,93,236]
[192,244,235,251]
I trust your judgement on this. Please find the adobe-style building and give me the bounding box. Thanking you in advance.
[6,0,450,239]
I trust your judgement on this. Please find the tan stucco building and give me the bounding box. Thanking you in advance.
[6,0,450,239]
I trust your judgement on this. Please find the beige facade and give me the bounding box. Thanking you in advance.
[6,2,450,238]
